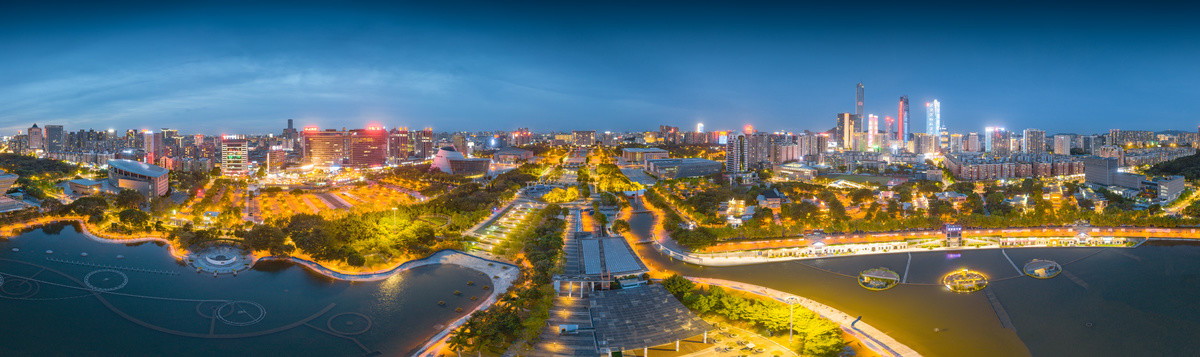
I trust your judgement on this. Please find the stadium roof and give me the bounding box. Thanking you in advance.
[107,159,169,178]
[590,285,713,353]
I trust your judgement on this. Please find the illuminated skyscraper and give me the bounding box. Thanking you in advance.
[855,82,864,118]
[867,114,878,149]
[897,96,910,145]
[985,127,1011,156]
[925,100,941,144]
[836,113,855,150]
[697,123,704,133]
[725,132,747,172]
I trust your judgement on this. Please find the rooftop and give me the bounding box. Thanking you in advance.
[622,147,668,153]
[107,159,169,178]
[590,285,712,353]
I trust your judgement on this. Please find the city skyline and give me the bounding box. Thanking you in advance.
[3,1,1200,135]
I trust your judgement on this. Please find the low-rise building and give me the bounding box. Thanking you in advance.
[492,147,534,163]
[645,158,722,179]
[431,147,490,177]
[620,148,669,164]
[774,162,817,181]
[107,159,170,197]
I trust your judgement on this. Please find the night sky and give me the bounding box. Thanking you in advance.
[1,1,1198,135]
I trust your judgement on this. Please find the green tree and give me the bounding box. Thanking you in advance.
[661,274,695,298]
[115,189,144,209]
[117,208,150,231]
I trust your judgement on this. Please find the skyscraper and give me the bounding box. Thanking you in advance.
[45,125,63,152]
[697,123,704,133]
[897,96,909,145]
[867,114,879,149]
[855,82,864,119]
[836,113,856,150]
[925,100,940,145]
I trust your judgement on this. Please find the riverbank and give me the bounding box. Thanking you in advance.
[689,277,921,357]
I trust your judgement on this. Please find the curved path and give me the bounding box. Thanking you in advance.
[688,277,920,357]
[4,217,522,355]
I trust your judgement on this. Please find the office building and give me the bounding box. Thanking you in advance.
[107,159,169,197]
[220,135,249,176]
[45,125,63,152]
[303,127,348,167]
[27,124,43,152]
[855,82,865,119]
[349,127,388,168]
[925,100,941,145]
[897,96,909,145]
[645,158,722,179]
[621,148,669,164]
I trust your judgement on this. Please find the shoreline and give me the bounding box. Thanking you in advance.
[689,277,921,357]
[4,218,522,356]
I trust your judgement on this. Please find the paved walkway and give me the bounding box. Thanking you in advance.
[688,277,921,357]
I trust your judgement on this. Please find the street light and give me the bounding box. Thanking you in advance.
[786,296,798,343]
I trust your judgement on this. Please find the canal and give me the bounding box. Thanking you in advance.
[0,223,490,356]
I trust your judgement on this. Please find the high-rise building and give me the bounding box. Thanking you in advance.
[282,119,298,151]
[45,125,63,152]
[949,133,964,153]
[985,127,1012,156]
[388,127,411,158]
[884,116,893,145]
[897,96,909,145]
[697,123,705,133]
[855,82,865,119]
[27,124,43,152]
[925,100,941,145]
[725,133,748,172]
[143,131,164,164]
[966,132,981,152]
[836,113,856,150]
[867,114,879,149]
[510,128,531,147]
[349,127,388,168]
[415,127,434,158]
[1054,135,1073,155]
[572,130,596,146]
[303,127,348,167]
[220,135,249,176]
[452,133,468,154]
[911,133,937,154]
[1022,129,1046,153]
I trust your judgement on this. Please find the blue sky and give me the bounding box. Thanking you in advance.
[1,1,1198,135]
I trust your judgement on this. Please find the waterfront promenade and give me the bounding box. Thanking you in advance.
[688,277,921,357]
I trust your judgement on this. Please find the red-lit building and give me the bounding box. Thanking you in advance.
[349,127,388,168]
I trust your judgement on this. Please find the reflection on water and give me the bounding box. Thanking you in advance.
[632,219,1200,356]
[0,225,486,356]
